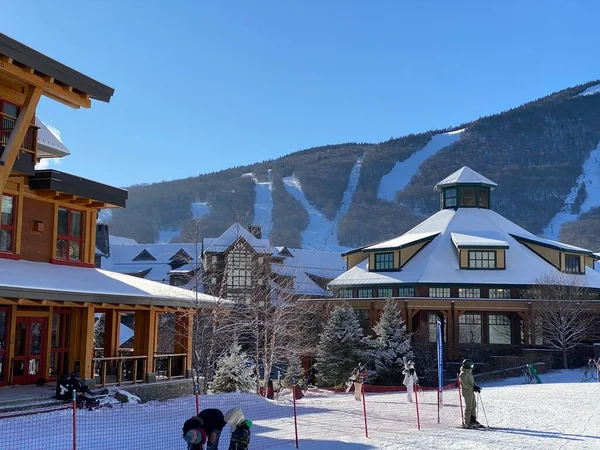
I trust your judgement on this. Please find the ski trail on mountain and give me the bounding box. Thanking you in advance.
[251,170,274,239]
[283,155,364,251]
[542,142,600,240]
[377,129,464,202]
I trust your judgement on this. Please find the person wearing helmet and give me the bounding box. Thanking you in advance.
[224,408,252,450]
[182,408,226,449]
[349,362,368,401]
[459,359,483,429]
[402,359,419,403]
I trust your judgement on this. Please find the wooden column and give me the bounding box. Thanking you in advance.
[134,308,158,378]
[451,304,460,359]
[68,307,95,380]
[174,311,194,375]
[0,87,42,191]
[521,311,530,346]
[104,310,120,358]
[44,307,54,381]
[6,305,17,384]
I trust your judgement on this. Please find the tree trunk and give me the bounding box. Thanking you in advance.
[562,343,568,369]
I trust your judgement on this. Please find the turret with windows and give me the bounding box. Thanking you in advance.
[434,166,497,210]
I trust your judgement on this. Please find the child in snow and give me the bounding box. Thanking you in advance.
[224,408,252,450]
[402,359,418,403]
[349,363,368,401]
[183,408,227,450]
[459,359,483,429]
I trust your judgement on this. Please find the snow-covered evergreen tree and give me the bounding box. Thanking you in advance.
[211,341,255,393]
[284,354,304,386]
[371,298,413,385]
[315,304,369,387]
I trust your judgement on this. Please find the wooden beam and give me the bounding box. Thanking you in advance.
[0,59,90,108]
[70,197,92,205]
[55,193,75,201]
[87,202,105,208]
[21,66,34,74]
[0,86,41,192]
[0,55,13,64]
[34,189,58,198]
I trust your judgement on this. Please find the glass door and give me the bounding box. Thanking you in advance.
[0,308,7,384]
[12,317,46,385]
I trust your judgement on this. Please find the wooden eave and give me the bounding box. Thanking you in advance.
[0,33,114,108]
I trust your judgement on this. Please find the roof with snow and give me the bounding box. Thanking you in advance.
[203,223,272,254]
[36,118,70,158]
[434,166,498,191]
[330,207,600,288]
[0,259,220,308]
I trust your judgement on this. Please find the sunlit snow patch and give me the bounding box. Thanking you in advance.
[578,83,600,96]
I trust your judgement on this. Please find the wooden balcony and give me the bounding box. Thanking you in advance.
[0,118,38,175]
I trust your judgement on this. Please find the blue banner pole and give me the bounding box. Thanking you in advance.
[436,319,443,423]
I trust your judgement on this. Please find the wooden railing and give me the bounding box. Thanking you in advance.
[154,353,187,380]
[0,116,38,157]
[92,355,148,387]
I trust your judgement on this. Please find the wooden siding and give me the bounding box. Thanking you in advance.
[20,196,54,262]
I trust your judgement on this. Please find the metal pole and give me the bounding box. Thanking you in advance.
[478,392,489,428]
[457,375,464,426]
[292,379,299,449]
[414,383,421,431]
[361,382,369,438]
[72,389,77,450]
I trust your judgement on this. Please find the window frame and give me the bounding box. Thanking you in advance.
[55,207,85,262]
[357,288,372,298]
[226,248,253,289]
[459,313,482,344]
[458,288,481,298]
[0,194,16,254]
[429,287,451,298]
[444,188,457,208]
[488,314,512,345]
[488,288,511,299]
[564,254,582,274]
[398,287,415,297]
[374,252,394,271]
[467,250,497,269]
[376,287,393,298]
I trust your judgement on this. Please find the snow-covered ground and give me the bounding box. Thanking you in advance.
[377,129,464,202]
[191,202,211,220]
[247,170,274,239]
[542,142,600,240]
[3,370,599,449]
[578,83,600,96]
[283,155,363,252]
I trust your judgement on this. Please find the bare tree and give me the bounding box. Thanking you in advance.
[529,273,599,369]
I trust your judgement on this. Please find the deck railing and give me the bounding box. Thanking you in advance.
[92,355,148,387]
[0,116,38,157]
[153,353,187,380]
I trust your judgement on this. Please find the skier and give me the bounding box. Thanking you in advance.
[459,359,484,429]
[402,359,419,403]
[348,363,368,401]
[183,408,227,450]
[224,408,252,450]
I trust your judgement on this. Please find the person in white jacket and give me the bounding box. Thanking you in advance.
[402,359,418,403]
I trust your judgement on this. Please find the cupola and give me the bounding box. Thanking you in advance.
[434,166,497,210]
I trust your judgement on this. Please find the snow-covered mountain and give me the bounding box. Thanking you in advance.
[107,80,600,252]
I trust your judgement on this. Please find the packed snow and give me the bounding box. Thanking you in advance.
[191,202,211,220]
[377,129,464,202]
[578,83,600,96]
[249,170,274,239]
[542,142,600,240]
[283,155,363,252]
[2,370,599,449]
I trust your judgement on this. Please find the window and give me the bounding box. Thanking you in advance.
[56,208,83,261]
[0,100,18,147]
[49,311,71,379]
[377,287,393,298]
[458,288,480,298]
[398,287,415,297]
[212,255,218,264]
[564,254,581,274]
[468,251,496,269]
[210,277,217,285]
[479,189,489,208]
[488,314,512,345]
[0,195,15,253]
[357,288,372,298]
[460,187,476,206]
[429,287,451,298]
[132,249,156,261]
[428,313,447,344]
[489,288,511,299]
[258,257,264,265]
[226,249,252,289]
[444,188,457,208]
[459,313,482,344]
[337,288,353,298]
[374,252,394,271]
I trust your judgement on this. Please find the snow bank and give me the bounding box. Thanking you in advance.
[542,142,600,240]
[191,202,210,220]
[283,155,363,251]
[377,129,464,202]
[578,83,600,96]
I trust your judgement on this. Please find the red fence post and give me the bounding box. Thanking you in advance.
[292,383,299,449]
[413,384,421,431]
[195,384,200,415]
[361,383,368,438]
[72,390,77,450]
[457,376,464,426]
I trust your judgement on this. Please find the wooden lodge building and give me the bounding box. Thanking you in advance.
[0,33,220,387]
[328,166,600,360]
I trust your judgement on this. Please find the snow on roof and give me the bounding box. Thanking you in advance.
[434,166,497,191]
[119,324,134,346]
[510,234,591,254]
[35,118,70,158]
[363,232,440,251]
[109,235,138,245]
[202,223,272,254]
[281,248,345,279]
[0,259,221,308]
[450,232,509,249]
[271,265,330,297]
[329,208,600,288]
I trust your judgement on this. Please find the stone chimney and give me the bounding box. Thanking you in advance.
[248,225,262,239]
[96,222,110,257]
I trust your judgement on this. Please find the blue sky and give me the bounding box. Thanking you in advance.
[4,1,600,187]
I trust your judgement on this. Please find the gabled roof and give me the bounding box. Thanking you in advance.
[434,166,498,191]
[510,234,591,255]
[36,118,70,158]
[132,249,156,262]
[329,208,600,288]
[170,249,192,262]
[451,232,509,249]
[202,223,272,254]
[362,232,440,252]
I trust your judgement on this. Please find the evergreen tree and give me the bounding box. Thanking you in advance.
[211,341,255,393]
[94,314,105,349]
[371,298,413,385]
[284,354,304,386]
[315,304,369,387]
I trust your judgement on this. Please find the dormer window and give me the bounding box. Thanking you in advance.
[468,251,496,269]
[444,188,457,208]
[374,252,394,271]
[564,254,581,274]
